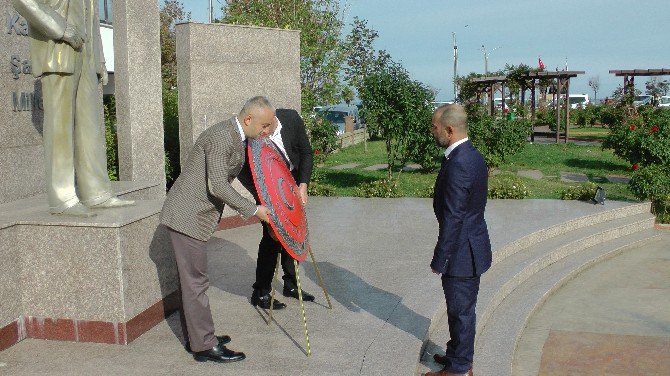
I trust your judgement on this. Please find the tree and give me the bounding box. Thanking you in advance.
[645,77,670,99]
[221,0,347,112]
[160,0,191,89]
[344,17,379,93]
[588,76,600,103]
[359,56,440,177]
[341,86,354,105]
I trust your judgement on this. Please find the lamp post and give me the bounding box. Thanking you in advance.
[452,32,458,101]
[481,45,501,74]
[209,0,213,23]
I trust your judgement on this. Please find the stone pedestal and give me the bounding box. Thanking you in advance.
[112,0,166,193]
[0,186,178,350]
[175,23,300,222]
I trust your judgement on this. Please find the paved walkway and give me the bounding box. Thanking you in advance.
[514,232,670,375]
[0,198,664,375]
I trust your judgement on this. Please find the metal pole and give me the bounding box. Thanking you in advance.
[453,32,458,101]
[209,0,213,23]
[294,260,311,356]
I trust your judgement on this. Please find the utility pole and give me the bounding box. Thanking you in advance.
[209,0,213,23]
[453,32,458,101]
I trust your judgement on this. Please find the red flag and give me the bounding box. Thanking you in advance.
[538,56,545,70]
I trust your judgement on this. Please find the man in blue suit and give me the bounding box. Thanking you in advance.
[425,104,492,376]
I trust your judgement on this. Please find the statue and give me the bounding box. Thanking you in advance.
[11,0,134,217]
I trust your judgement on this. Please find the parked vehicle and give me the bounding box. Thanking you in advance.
[567,94,589,109]
[659,96,670,107]
[633,95,653,107]
[318,104,361,135]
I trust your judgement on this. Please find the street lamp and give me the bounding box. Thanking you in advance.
[452,32,457,101]
[481,45,501,74]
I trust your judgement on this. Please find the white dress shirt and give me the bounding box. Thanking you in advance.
[444,137,469,159]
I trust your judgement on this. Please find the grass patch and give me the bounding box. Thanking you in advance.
[569,126,610,141]
[314,140,637,201]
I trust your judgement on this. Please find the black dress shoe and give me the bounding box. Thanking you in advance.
[283,287,315,302]
[193,344,245,363]
[433,353,448,365]
[251,289,287,309]
[184,335,231,353]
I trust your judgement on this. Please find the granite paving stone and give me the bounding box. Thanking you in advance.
[0,198,650,376]
[607,174,631,184]
[560,172,589,183]
[362,163,388,171]
[517,169,544,180]
[330,163,361,170]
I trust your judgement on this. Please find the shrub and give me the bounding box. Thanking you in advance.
[653,198,670,224]
[307,169,336,196]
[304,112,338,163]
[417,185,434,198]
[560,182,598,201]
[163,87,180,187]
[104,96,118,181]
[488,175,530,199]
[354,178,400,198]
[308,182,336,196]
[628,164,670,201]
[468,116,532,173]
[604,107,670,171]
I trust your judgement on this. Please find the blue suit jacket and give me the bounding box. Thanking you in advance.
[431,140,492,277]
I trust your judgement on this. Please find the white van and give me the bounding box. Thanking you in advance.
[567,94,589,109]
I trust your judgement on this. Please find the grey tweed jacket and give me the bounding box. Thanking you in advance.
[160,117,257,241]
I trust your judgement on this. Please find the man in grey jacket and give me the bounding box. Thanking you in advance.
[160,96,273,363]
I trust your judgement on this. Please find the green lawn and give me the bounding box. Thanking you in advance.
[315,140,637,201]
[568,126,610,141]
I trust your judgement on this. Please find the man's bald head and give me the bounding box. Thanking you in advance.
[431,103,468,148]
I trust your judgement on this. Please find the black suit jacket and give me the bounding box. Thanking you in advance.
[239,108,314,196]
[431,140,492,277]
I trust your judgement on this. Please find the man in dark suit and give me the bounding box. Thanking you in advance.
[160,96,274,364]
[425,104,492,376]
[238,108,315,310]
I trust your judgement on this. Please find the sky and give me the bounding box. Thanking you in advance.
[177,0,668,102]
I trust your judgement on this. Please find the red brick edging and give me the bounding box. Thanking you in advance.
[0,291,180,351]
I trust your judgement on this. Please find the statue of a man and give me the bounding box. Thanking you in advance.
[12,0,134,217]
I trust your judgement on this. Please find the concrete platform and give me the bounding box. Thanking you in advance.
[0,198,657,375]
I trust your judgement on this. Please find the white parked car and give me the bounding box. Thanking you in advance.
[658,96,670,107]
[633,95,653,107]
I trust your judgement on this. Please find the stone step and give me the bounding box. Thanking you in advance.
[493,202,651,265]
[417,203,655,376]
[473,230,659,376]
[476,211,656,337]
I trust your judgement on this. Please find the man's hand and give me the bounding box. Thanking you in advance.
[62,23,84,50]
[299,183,308,205]
[97,63,109,85]
[255,205,270,223]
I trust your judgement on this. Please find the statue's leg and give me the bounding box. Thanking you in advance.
[41,73,80,213]
[76,58,114,207]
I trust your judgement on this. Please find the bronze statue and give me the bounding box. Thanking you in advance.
[12,0,134,217]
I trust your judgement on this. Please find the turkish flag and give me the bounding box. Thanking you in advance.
[538,57,545,71]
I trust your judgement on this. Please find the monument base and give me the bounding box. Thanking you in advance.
[0,182,178,351]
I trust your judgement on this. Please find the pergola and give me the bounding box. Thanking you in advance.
[469,75,508,115]
[609,68,670,96]
[468,71,585,143]
[527,71,585,143]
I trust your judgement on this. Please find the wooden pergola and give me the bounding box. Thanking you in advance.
[470,76,508,115]
[526,71,585,143]
[468,71,585,143]
[609,68,670,96]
